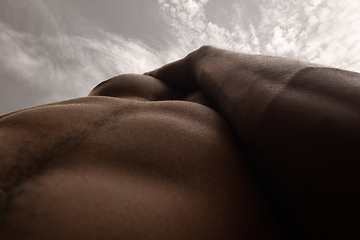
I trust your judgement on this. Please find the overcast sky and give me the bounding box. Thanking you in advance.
[1,0,360,115]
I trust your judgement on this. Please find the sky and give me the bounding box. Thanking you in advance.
[1,0,360,115]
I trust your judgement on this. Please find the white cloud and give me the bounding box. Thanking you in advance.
[158,0,360,72]
[1,0,360,115]
[158,0,254,55]
[256,0,360,71]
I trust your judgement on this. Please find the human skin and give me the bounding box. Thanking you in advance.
[1,45,360,239]
[0,74,278,239]
[146,46,360,239]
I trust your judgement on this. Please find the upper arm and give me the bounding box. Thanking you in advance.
[145,46,360,238]
[245,66,360,238]
[256,67,360,160]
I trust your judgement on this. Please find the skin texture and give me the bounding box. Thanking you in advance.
[146,46,360,239]
[1,46,360,239]
[0,74,278,239]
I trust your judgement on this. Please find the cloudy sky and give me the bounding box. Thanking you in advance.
[1,0,360,115]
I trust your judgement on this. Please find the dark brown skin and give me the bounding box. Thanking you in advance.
[1,45,360,239]
[146,46,360,239]
[0,74,278,239]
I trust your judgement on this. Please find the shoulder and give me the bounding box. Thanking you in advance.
[88,74,184,101]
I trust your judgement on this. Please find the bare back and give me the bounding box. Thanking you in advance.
[0,76,279,239]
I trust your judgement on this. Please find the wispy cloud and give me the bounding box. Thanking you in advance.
[158,0,360,72]
[0,6,162,108]
[257,0,360,71]
[1,0,359,115]
[158,0,251,53]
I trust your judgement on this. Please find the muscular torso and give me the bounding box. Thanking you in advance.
[0,76,279,239]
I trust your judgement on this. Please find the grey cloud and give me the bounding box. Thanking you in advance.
[0,22,164,116]
[0,1,167,116]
